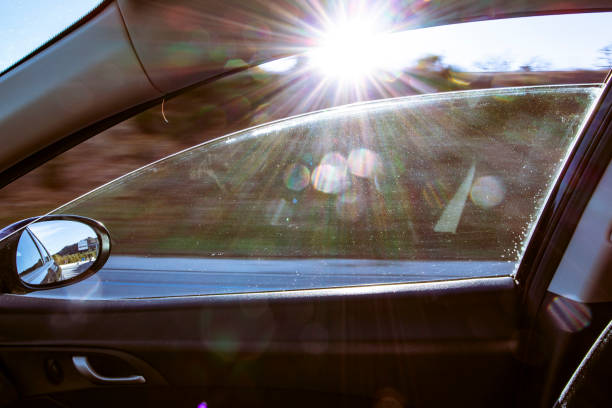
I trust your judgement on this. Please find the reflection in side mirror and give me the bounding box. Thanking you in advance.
[16,221,99,285]
[0,215,111,293]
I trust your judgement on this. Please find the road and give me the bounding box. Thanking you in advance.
[60,261,94,280]
[30,256,514,299]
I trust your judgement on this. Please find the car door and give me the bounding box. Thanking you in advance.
[1,85,610,407]
[0,2,611,408]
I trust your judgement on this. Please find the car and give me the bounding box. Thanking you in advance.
[0,1,611,407]
[15,225,62,286]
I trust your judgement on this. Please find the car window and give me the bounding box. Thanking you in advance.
[15,230,44,277]
[0,12,609,299]
[30,231,51,263]
[29,84,597,299]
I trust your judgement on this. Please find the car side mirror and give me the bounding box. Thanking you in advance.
[0,215,111,294]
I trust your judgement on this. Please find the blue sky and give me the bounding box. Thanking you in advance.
[29,220,96,255]
[0,0,101,72]
[0,2,610,74]
[390,12,612,71]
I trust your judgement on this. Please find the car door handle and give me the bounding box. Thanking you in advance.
[72,356,146,384]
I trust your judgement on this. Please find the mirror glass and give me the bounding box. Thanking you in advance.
[15,220,99,285]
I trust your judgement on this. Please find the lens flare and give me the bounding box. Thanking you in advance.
[470,176,505,208]
[348,148,381,178]
[320,151,347,167]
[547,296,591,333]
[284,163,310,191]
[311,152,350,194]
[260,56,298,73]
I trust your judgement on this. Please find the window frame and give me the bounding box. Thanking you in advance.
[517,72,612,317]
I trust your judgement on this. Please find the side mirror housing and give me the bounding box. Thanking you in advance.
[0,215,111,294]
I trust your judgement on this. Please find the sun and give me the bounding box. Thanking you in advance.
[308,15,400,83]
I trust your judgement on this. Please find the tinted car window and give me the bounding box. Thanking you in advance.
[31,85,599,299]
[16,230,43,276]
[30,232,51,262]
[59,86,598,259]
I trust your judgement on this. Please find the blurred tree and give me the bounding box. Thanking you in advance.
[475,57,511,72]
[519,57,551,72]
[415,55,445,71]
[598,44,612,69]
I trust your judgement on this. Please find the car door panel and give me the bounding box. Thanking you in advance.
[0,276,517,407]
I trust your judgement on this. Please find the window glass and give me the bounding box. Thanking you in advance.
[30,232,51,262]
[0,12,608,299]
[16,230,43,277]
[36,85,598,299]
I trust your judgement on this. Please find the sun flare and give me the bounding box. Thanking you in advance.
[308,16,401,82]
